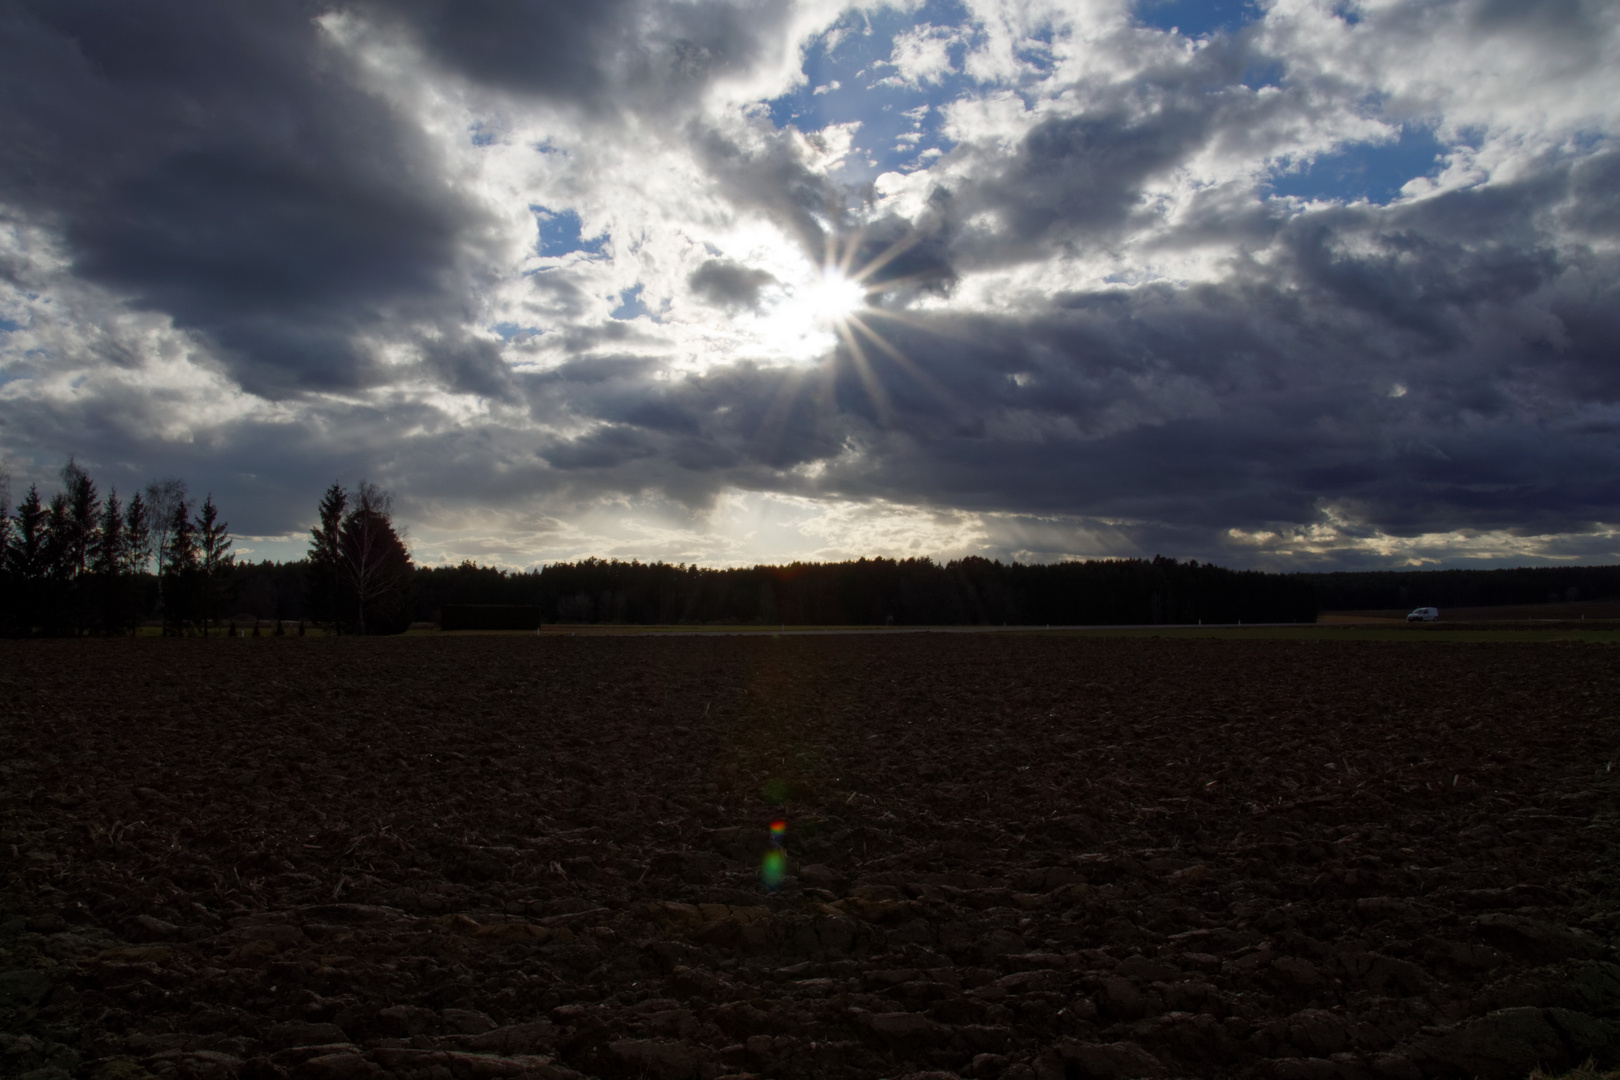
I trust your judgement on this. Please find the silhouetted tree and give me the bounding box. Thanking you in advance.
[92,489,123,573]
[123,492,151,576]
[143,477,186,620]
[0,464,11,633]
[8,485,47,581]
[162,497,197,635]
[61,458,99,580]
[339,481,411,634]
[6,485,47,634]
[0,463,10,564]
[91,488,128,633]
[306,482,347,632]
[195,494,233,635]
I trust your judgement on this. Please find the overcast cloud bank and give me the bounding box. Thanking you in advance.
[1,0,1617,570]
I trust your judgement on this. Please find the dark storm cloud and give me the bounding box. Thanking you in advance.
[492,137,1620,553]
[523,357,841,481]
[496,137,1598,555]
[693,122,841,253]
[848,212,957,297]
[420,335,517,400]
[346,187,1608,550]
[688,259,776,309]
[359,0,796,113]
[0,0,479,397]
[968,105,1212,249]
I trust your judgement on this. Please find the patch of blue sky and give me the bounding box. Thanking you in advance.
[1134,0,1262,38]
[610,284,651,321]
[0,316,20,333]
[1241,57,1285,91]
[491,322,542,341]
[764,0,986,182]
[532,206,608,258]
[1268,127,1448,205]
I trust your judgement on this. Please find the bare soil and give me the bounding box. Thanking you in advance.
[2,635,1618,1080]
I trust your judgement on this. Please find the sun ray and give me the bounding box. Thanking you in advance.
[836,321,892,424]
[749,366,811,466]
[846,314,962,417]
[835,226,866,280]
[850,232,924,285]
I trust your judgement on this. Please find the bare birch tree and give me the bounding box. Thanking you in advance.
[339,481,411,634]
[143,478,186,615]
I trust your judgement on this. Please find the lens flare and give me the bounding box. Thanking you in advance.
[763,819,788,891]
[762,848,786,891]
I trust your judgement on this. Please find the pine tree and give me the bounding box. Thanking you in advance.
[91,488,127,633]
[93,489,125,576]
[45,492,71,579]
[163,498,197,635]
[9,485,47,580]
[0,466,12,634]
[195,495,233,635]
[60,458,100,580]
[307,482,347,632]
[0,463,11,571]
[124,493,151,576]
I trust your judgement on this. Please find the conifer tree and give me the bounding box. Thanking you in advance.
[195,494,233,635]
[8,485,47,580]
[163,497,197,635]
[45,492,71,579]
[0,466,12,634]
[0,463,11,569]
[60,458,99,580]
[92,488,127,633]
[307,482,347,631]
[124,493,151,576]
[93,489,125,576]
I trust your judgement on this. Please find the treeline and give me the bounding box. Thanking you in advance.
[1299,563,1620,611]
[8,458,1617,633]
[0,461,412,636]
[414,556,1620,625]
[494,555,1319,625]
[0,460,233,636]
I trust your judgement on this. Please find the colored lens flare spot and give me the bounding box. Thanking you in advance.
[762,848,786,891]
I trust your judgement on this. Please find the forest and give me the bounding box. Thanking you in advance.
[4,460,1618,634]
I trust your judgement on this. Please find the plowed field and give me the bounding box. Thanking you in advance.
[2,635,1618,1080]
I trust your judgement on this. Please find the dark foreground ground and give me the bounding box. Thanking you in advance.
[2,635,1617,1080]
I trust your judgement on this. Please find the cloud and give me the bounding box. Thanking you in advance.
[0,0,492,399]
[689,259,778,309]
[351,0,807,114]
[1,0,1618,572]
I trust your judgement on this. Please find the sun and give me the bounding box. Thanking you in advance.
[750,263,869,362]
[801,268,866,328]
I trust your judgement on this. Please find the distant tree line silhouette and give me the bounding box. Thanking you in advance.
[0,461,411,636]
[1297,564,1620,611]
[524,555,1320,625]
[6,460,1618,633]
[0,458,232,636]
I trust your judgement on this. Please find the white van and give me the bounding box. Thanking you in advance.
[1406,607,1439,622]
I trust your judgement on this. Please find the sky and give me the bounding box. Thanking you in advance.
[1,0,1618,571]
